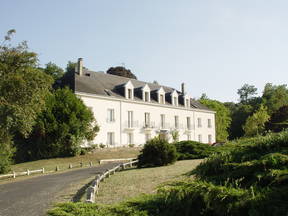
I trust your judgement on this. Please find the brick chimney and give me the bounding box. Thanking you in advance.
[78,58,83,76]
[181,83,186,95]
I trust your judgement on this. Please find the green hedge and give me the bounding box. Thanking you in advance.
[174,141,214,160]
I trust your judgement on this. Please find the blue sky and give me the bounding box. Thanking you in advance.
[1,0,288,102]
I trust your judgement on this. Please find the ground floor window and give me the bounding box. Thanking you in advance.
[127,133,134,145]
[208,134,212,144]
[187,134,191,140]
[145,133,151,142]
[198,134,202,143]
[107,132,115,146]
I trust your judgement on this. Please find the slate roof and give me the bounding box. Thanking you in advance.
[71,69,212,111]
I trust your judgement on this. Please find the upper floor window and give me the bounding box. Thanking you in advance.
[174,116,179,129]
[128,111,133,128]
[208,119,212,128]
[197,118,202,128]
[144,112,150,127]
[107,108,115,122]
[161,114,165,129]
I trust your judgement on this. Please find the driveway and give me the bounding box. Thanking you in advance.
[0,163,120,216]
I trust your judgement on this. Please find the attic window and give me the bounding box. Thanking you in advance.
[128,89,132,99]
[160,94,164,104]
[173,96,178,106]
[144,92,149,102]
[186,99,190,108]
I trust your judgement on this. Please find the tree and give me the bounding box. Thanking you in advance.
[107,66,137,79]
[199,97,231,142]
[237,84,257,103]
[42,62,64,81]
[265,105,288,132]
[0,30,52,172]
[262,83,288,114]
[66,61,77,73]
[15,88,99,161]
[243,105,270,137]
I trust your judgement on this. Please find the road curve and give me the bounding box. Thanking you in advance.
[0,163,120,216]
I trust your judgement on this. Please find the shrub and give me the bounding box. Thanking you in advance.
[0,129,14,174]
[138,137,177,167]
[175,140,214,160]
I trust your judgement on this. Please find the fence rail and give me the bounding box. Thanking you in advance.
[86,160,138,203]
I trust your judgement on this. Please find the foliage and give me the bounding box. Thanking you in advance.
[199,97,231,142]
[66,61,77,73]
[170,130,179,143]
[42,62,64,81]
[107,66,137,80]
[262,83,288,114]
[175,140,214,160]
[15,88,99,161]
[237,84,258,103]
[243,105,270,137]
[138,137,177,167]
[266,105,288,132]
[0,30,52,173]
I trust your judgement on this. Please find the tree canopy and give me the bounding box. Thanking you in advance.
[107,66,137,79]
[237,84,258,103]
[42,62,64,81]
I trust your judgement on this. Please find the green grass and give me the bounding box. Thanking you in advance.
[10,147,140,173]
[94,160,202,204]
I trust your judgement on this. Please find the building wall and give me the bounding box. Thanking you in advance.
[77,92,216,147]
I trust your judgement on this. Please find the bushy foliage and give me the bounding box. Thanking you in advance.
[15,88,99,161]
[138,137,177,167]
[0,129,14,173]
[107,66,137,80]
[266,105,288,132]
[175,141,214,160]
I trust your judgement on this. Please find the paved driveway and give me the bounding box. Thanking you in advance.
[0,163,119,216]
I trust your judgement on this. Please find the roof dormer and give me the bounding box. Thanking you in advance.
[171,90,179,106]
[157,87,165,104]
[141,84,150,102]
[124,80,134,100]
[184,94,190,108]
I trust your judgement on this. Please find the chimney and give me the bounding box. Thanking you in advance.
[77,58,83,76]
[181,83,186,95]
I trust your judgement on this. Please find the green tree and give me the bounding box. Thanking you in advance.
[265,105,288,132]
[0,30,52,172]
[66,61,77,73]
[237,84,257,103]
[243,105,270,137]
[42,62,64,81]
[15,88,99,161]
[262,83,288,114]
[199,97,231,142]
[107,66,137,79]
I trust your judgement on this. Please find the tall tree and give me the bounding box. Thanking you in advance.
[42,62,64,81]
[265,105,288,132]
[107,66,137,79]
[237,84,257,103]
[0,30,52,173]
[243,105,270,137]
[262,83,288,114]
[15,88,99,161]
[199,97,231,142]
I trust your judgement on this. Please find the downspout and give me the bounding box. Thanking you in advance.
[120,100,122,146]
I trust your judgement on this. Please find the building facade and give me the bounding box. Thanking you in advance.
[69,58,216,147]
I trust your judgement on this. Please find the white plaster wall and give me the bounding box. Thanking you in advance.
[77,92,216,147]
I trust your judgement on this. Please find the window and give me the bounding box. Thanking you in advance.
[208,119,212,128]
[174,116,179,129]
[107,132,115,145]
[186,117,191,130]
[208,135,212,144]
[187,134,191,140]
[128,111,133,128]
[127,89,132,99]
[144,92,149,102]
[145,133,151,142]
[144,112,150,127]
[107,109,115,122]
[161,114,165,129]
[173,97,177,106]
[198,134,202,142]
[128,133,133,145]
[197,118,202,128]
[160,94,164,104]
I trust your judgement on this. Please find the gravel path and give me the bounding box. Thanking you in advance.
[0,163,120,216]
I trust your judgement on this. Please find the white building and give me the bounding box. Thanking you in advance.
[66,58,216,147]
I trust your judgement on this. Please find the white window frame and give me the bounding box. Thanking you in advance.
[208,119,212,128]
[144,112,150,127]
[198,134,202,142]
[161,114,165,129]
[197,118,202,128]
[127,133,134,145]
[128,111,133,128]
[208,134,212,144]
[174,116,179,129]
[107,132,115,146]
[107,108,115,123]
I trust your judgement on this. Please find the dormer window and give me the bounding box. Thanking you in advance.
[157,87,165,104]
[183,95,190,108]
[171,90,178,106]
[124,80,134,100]
[141,84,150,102]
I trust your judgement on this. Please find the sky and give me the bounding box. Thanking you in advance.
[1,0,288,102]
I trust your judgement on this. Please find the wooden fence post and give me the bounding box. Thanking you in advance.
[89,161,92,167]
[42,168,45,174]
[56,166,59,171]
[13,171,16,178]
[27,169,30,176]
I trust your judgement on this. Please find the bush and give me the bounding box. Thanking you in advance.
[0,129,14,174]
[138,137,177,167]
[175,141,214,160]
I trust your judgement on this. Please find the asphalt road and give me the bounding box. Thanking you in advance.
[0,163,120,216]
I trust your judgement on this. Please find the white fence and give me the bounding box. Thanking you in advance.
[86,160,138,203]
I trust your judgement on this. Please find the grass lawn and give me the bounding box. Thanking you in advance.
[94,159,202,204]
[9,147,140,173]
